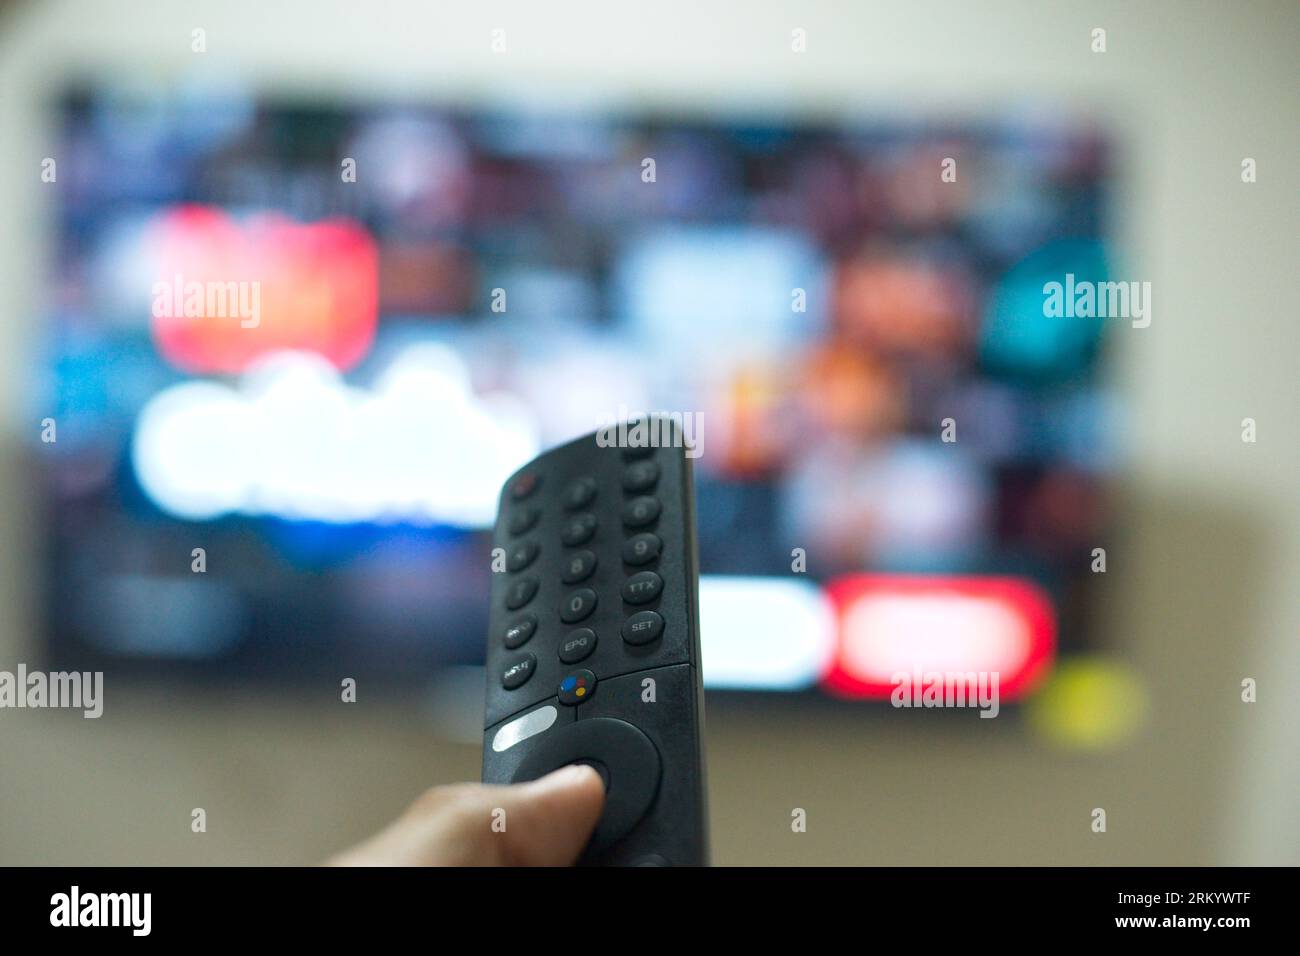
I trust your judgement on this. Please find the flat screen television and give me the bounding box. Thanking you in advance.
[33,85,1118,703]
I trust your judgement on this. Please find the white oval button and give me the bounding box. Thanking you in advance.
[491,704,559,753]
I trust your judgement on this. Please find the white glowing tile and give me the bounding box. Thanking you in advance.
[698,576,835,690]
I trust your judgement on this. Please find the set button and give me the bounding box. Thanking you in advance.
[622,496,660,528]
[561,549,598,584]
[503,614,538,649]
[622,532,661,566]
[621,610,664,646]
[505,539,539,572]
[504,576,539,610]
[559,628,597,664]
[560,588,598,623]
[621,570,663,605]
[502,653,537,690]
[561,513,598,546]
[562,476,598,511]
[622,460,660,493]
[507,506,540,536]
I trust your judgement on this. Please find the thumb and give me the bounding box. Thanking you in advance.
[487,764,607,866]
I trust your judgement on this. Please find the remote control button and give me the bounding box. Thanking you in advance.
[621,610,664,645]
[505,539,539,572]
[503,614,538,649]
[558,628,597,664]
[622,496,660,528]
[622,460,660,492]
[501,653,537,690]
[562,476,598,511]
[558,669,596,705]
[561,549,598,584]
[507,506,540,536]
[510,717,661,852]
[621,442,655,460]
[622,571,663,604]
[504,576,539,610]
[622,532,661,566]
[510,472,541,500]
[560,512,598,546]
[560,588,598,623]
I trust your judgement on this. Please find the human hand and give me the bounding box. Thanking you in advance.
[328,765,606,866]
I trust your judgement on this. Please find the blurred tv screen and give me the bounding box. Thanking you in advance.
[35,85,1118,701]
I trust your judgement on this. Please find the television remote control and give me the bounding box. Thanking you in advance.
[481,420,708,866]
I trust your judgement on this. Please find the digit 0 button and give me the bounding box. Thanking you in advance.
[621,571,663,605]
[560,588,598,623]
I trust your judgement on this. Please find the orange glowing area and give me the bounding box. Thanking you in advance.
[146,205,378,374]
[821,575,1056,701]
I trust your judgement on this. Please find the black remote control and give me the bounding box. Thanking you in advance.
[481,420,708,866]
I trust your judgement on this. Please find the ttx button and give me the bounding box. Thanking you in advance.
[622,571,663,605]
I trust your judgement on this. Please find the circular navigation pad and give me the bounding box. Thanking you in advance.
[511,717,661,852]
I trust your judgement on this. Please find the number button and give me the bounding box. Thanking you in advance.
[562,549,598,584]
[561,513,598,546]
[501,653,537,690]
[622,460,660,492]
[622,496,660,528]
[505,539,539,572]
[507,507,540,536]
[504,576,539,610]
[621,571,663,605]
[622,532,661,566]
[562,476,598,511]
[560,588,598,623]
